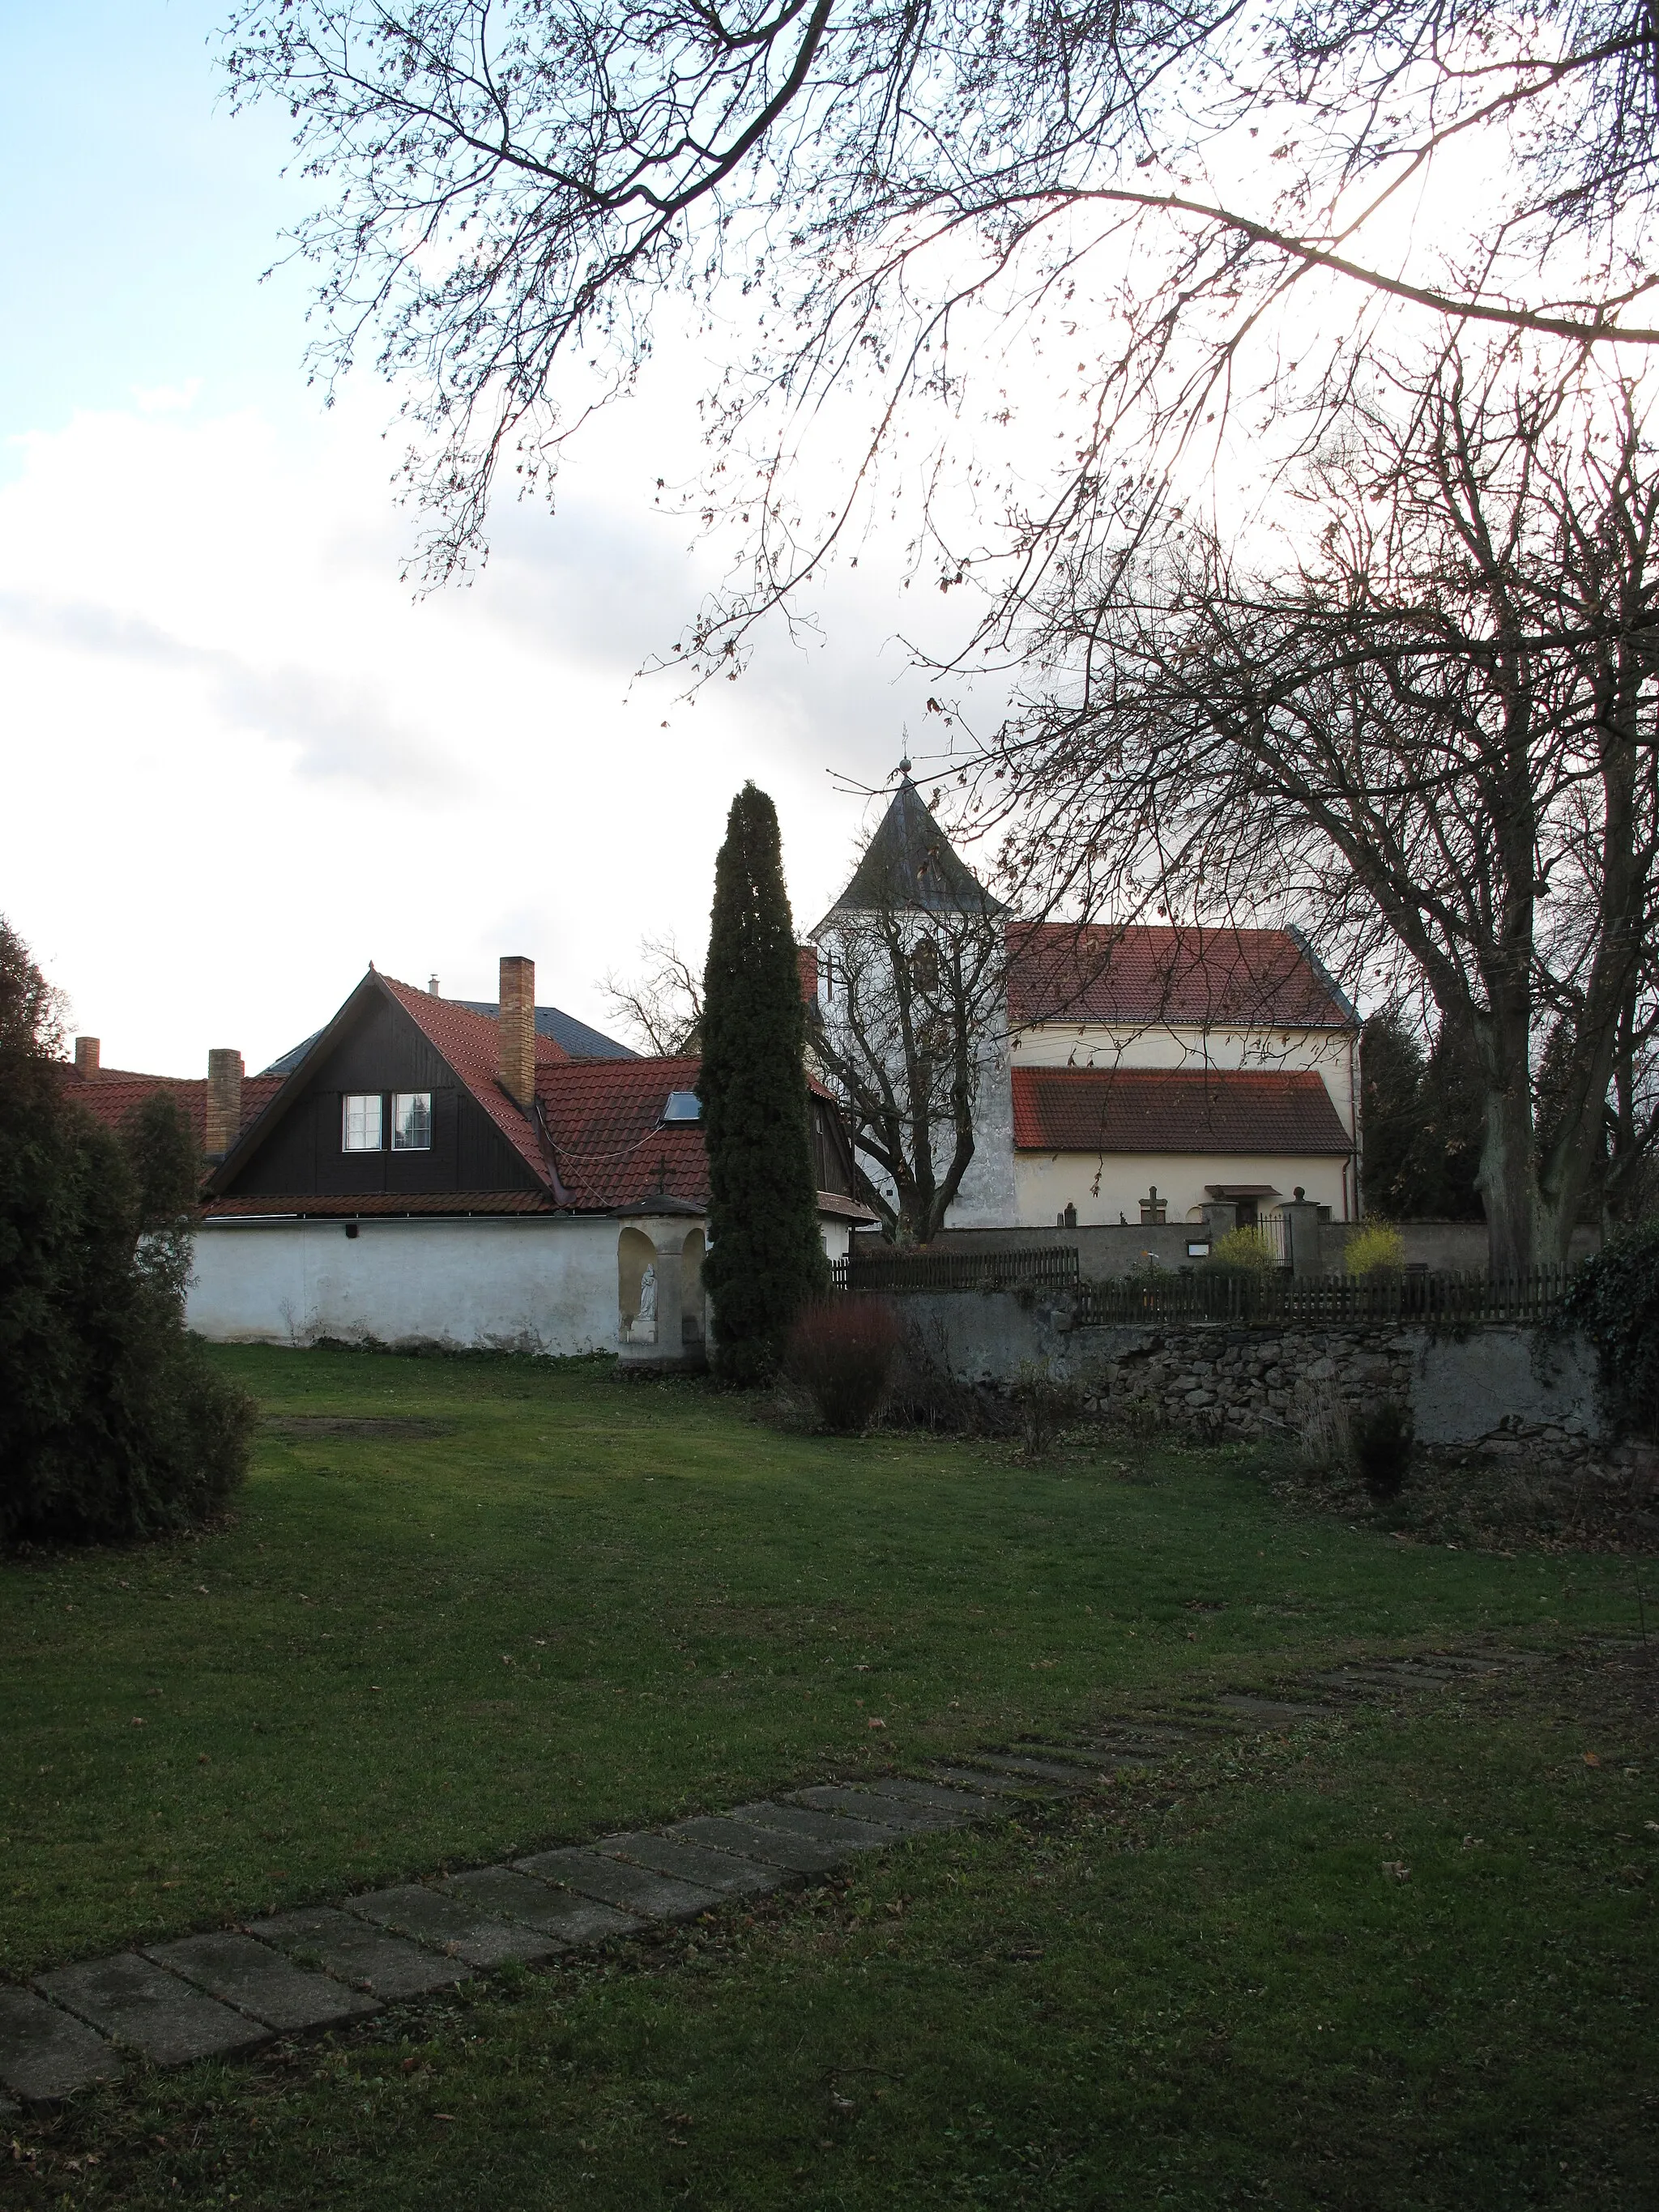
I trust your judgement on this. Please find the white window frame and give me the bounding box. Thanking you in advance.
[342,1093,383,1152]
[392,1092,433,1151]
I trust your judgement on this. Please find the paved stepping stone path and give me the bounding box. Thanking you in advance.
[0,1644,1558,2106]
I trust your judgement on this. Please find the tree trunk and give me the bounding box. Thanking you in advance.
[1478,1070,1537,1277]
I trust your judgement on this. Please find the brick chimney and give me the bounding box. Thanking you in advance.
[206,1049,244,1158]
[74,1036,100,1077]
[498,956,536,1110]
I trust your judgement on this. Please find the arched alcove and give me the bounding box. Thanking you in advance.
[618,1226,658,1344]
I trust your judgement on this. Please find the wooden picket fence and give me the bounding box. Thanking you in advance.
[1070,1265,1570,1329]
[829,1245,1081,1295]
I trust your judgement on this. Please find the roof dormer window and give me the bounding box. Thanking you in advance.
[663,1090,702,1123]
[343,1093,382,1151]
[393,1092,433,1150]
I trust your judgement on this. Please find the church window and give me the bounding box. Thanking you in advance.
[393,1092,433,1149]
[343,1093,382,1151]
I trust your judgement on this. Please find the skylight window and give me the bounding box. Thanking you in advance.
[663,1090,702,1123]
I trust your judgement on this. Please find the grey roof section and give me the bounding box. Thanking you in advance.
[260,1003,637,1076]
[450,1003,638,1061]
[817,778,1004,927]
[260,1029,323,1077]
[1284,925,1362,1029]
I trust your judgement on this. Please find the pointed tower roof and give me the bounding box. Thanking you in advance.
[819,776,1002,927]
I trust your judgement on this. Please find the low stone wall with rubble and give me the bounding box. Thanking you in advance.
[1084,1323,1412,1440]
[891,1289,1607,1447]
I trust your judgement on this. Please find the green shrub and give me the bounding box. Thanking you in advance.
[0,919,254,1545]
[1561,1219,1659,1437]
[1203,1226,1279,1276]
[1345,1221,1406,1276]
[1350,1400,1414,1500]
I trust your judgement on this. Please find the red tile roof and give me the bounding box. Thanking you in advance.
[198,968,845,1218]
[535,1056,710,1211]
[378,974,561,1187]
[58,1067,284,1154]
[1012,1067,1353,1155]
[1006,924,1355,1030]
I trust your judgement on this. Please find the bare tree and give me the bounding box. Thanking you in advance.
[812,898,1008,1243]
[979,351,1659,1273]
[599,933,704,1054]
[223,0,1659,642]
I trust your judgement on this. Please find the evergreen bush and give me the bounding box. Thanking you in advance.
[1561,1219,1659,1437]
[698,784,829,1383]
[0,920,254,1545]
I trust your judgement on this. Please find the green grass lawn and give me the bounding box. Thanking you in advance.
[3,1346,1654,2209]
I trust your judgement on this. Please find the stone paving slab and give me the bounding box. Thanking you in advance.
[1221,1698,1354,1716]
[791,1785,970,1834]
[928,1764,1070,1797]
[1038,1738,1171,1763]
[956,1752,1111,1786]
[514,1848,723,1922]
[347,1885,563,1970]
[1305,1669,1439,1694]
[0,1643,1525,2100]
[146,1933,378,2035]
[665,1813,855,1874]
[854,1777,997,1817]
[252,1907,467,2000]
[437,1866,646,1946]
[595,1831,794,1896]
[1008,1741,1159,1771]
[34,1954,270,2069]
[0,1986,122,2103]
[729,1800,902,1852]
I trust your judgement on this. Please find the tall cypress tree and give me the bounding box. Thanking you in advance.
[699,783,829,1383]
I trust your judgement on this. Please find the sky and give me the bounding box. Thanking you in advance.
[0,2,945,1076]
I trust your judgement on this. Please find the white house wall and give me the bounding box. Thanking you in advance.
[1013,1150,1350,1228]
[1010,1024,1359,1136]
[188,1216,624,1355]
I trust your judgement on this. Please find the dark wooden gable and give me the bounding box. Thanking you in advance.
[217,982,543,1201]
[810,1093,856,1196]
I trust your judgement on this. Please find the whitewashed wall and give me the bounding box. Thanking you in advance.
[188,1216,625,1355]
[1013,1150,1350,1229]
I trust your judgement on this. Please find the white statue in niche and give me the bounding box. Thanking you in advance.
[631,1264,657,1344]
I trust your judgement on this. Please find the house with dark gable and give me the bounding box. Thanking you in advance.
[69,957,867,1361]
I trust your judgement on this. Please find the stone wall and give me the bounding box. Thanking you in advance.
[1084,1323,1414,1440]
[888,1287,1607,1447]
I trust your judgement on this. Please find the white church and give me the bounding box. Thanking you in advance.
[808,775,1360,1236]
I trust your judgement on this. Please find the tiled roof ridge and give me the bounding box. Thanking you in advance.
[1006,920,1355,1029]
[375,974,552,1186]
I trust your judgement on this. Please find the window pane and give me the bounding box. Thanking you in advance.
[393,1092,433,1150]
[343,1093,382,1151]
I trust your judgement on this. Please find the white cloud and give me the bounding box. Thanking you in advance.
[0,390,936,1077]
